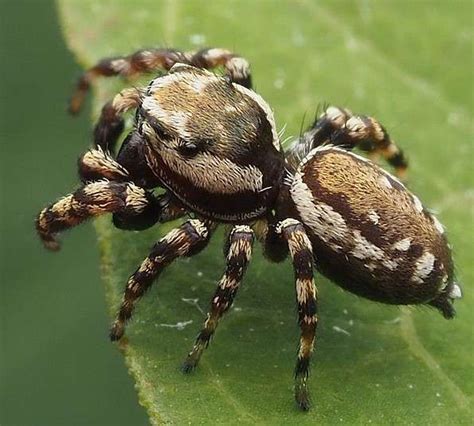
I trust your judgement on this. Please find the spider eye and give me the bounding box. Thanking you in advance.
[177,141,200,158]
[139,108,169,139]
[149,118,168,140]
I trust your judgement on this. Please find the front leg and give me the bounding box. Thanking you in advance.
[69,47,252,115]
[69,48,187,115]
[182,225,254,372]
[36,181,155,251]
[78,144,184,231]
[275,218,318,411]
[93,87,141,151]
[110,219,212,340]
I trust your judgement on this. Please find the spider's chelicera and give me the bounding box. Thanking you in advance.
[36,47,461,411]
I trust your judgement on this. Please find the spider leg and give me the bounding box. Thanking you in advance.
[78,130,160,190]
[291,106,408,178]
[112,192,186,231]
[69,48,187,115]
[182,224,254,372]
[36,181,157,250]
[78,146,130,183]
[77,121,186,231]
[69,47,252,115]
[275,218,318,411]
[93,87,141,151]
[255,219,289,263]
[190,48,252,88]
[110,219,213,341]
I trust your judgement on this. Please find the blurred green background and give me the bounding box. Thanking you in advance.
[0,1,147,424]
[1,0,472,425]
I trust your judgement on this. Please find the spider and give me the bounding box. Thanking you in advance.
[36,47,461,411]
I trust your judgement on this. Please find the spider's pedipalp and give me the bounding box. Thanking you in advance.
[182,224,254,372]
[276,218,318,411]
[78,147,130,183]
[110,219,212,341]
[76,145,180,231]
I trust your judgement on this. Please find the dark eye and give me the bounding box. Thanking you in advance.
[177,141,200,158]
[139,108,169,139]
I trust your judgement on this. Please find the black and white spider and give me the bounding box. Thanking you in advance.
[36,47,461,411]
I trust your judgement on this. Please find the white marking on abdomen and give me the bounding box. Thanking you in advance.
[368,210,380,225]
[392,238,412,251]
[291,172,397,271]
[449,283,462,299]
[412,252,435,284]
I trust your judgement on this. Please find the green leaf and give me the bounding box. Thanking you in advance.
[58,0,473,423]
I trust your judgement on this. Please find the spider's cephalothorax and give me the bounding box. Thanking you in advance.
[139,64,284,222]
[36,46,461,411]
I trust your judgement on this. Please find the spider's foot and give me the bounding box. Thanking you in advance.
[181,343,206,373]
[109,321,125,341]
[181,359,198,374]
[181,352,201,374]
[42,238,61,252]
[36,210,61,251]
[68,84,86,115]
[295,376,311,411]
[68,97,81,115]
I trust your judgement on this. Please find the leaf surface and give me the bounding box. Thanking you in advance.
[58,0,473,423]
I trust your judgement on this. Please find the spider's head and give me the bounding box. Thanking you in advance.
[136,64,285,221]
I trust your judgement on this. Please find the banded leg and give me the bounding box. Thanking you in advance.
[113,192,187,231]
[78,132,160,189]
[182,225,254,372]
[110,219,212,341]
[77,147,185,230]
[191,47,252,88]
[36,181,155,250]
[253,219,289,263]
[69,47,251,115]
[276,219,318,411]
[77,145,158,231]
[292,106,408,178]
[78,146,130,183]
[69,48,186,115]
[93,87,142,150]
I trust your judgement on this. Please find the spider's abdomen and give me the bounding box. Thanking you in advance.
[290,146,460,316]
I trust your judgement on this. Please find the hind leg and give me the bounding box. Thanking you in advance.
[274,219,318,411]
[291,106,408,178]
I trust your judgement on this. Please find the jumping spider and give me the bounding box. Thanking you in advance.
[36,47,461,411]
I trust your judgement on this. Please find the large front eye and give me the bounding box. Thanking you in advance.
[177,141,200,158]
[139,108,169,140]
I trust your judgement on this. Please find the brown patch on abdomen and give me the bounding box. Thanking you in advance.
[290,147,453,305]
